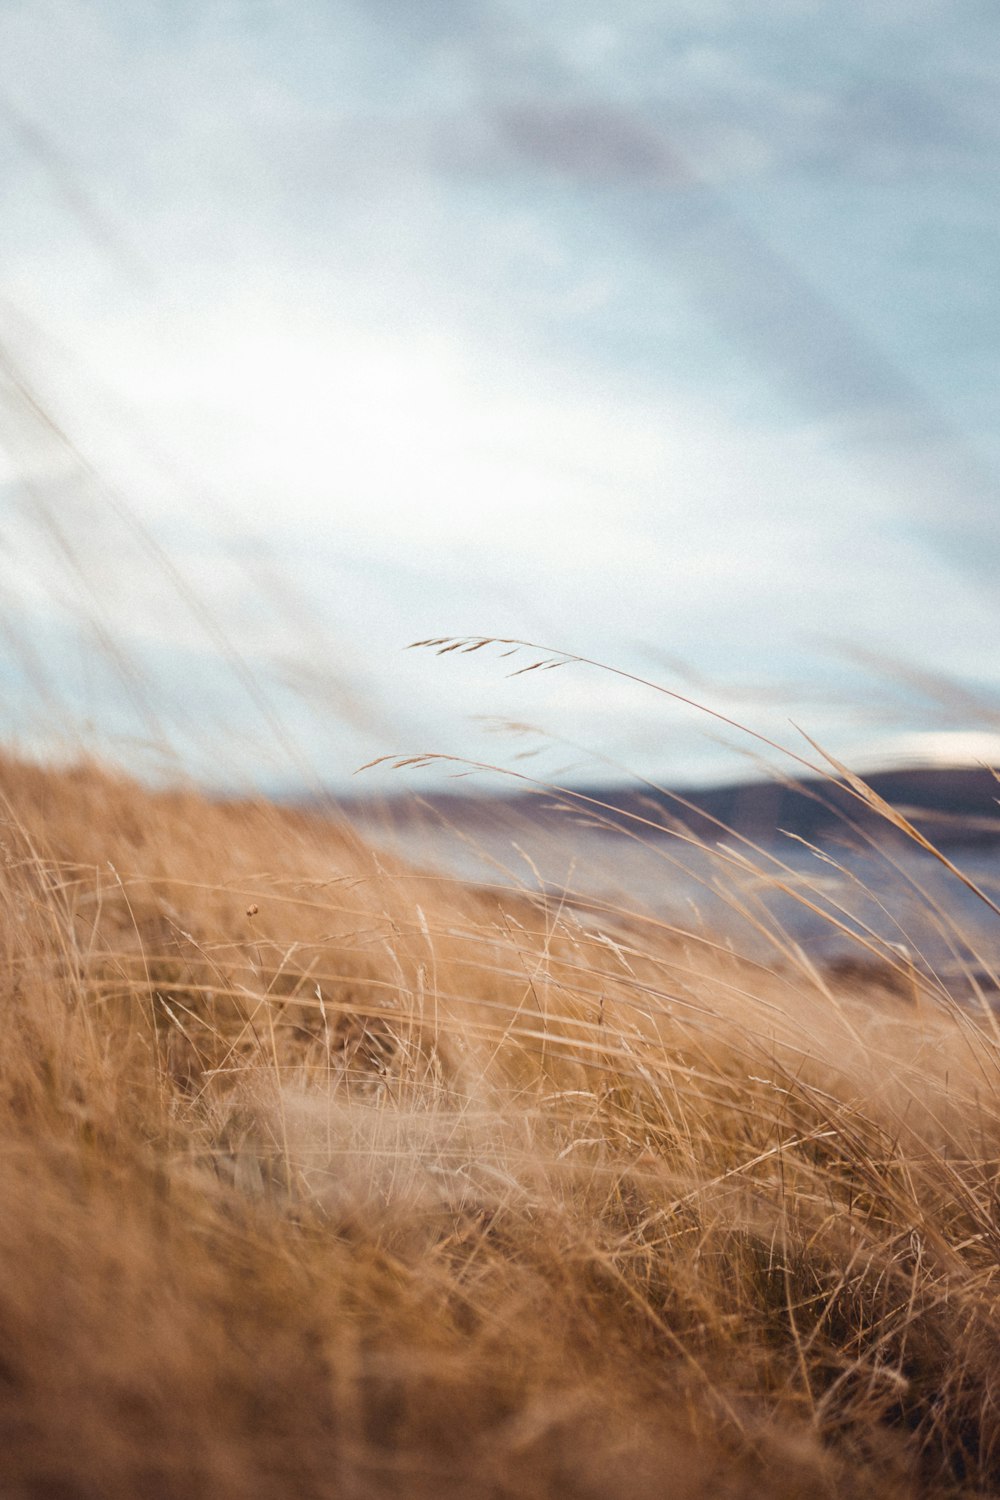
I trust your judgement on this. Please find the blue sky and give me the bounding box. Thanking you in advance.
[1,0,999,792]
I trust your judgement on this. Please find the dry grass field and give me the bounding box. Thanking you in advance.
[2,747,1000,1497]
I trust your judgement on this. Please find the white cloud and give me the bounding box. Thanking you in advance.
[0,0,997,787]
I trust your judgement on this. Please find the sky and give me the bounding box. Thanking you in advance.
[1,0,999,794]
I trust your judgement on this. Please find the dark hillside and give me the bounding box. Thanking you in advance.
[336,766,1000,850]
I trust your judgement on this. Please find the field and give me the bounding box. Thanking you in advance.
[3,747,1000,1498]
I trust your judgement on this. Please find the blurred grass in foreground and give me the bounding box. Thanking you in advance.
[2,737,1000,1499]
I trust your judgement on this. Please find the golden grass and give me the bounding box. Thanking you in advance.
[2,749,1000,1497]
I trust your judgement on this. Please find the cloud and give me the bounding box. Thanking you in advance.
[1,0,998,787]
[672,73,1000,185]
[485,101,688,184]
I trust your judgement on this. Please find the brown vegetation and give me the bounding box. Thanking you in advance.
[2,750,1000,1497]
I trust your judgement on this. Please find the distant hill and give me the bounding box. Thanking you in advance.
[335,766,1000,850]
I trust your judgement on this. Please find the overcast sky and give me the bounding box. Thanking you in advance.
[1,0,999,793]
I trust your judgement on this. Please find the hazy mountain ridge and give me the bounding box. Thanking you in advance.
[337,766,1000,849]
